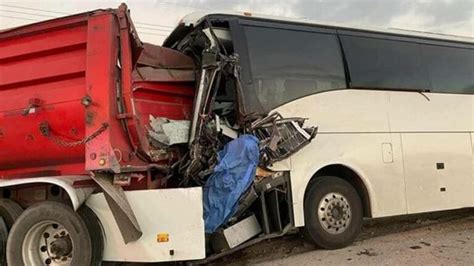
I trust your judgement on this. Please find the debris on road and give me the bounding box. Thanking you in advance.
[357,248,378,256]
[420,241,431,246]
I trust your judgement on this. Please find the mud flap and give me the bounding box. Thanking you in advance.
[91,173,143,243]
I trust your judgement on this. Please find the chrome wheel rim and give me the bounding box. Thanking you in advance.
[22,221,73,265]
[318,192,352,234]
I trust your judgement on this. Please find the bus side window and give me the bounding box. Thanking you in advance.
[421,45,474,94]
[340,35,431,91]
[243,26,346,113]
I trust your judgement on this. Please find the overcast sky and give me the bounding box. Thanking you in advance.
[0,0,472,44]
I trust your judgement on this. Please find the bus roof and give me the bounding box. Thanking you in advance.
[172,10,473,45]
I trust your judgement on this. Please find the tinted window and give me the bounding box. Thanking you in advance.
[421,45,474,94]
[341,35,430,90]
[244,26,346,112]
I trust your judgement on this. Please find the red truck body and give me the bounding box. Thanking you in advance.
[0,6,195,181]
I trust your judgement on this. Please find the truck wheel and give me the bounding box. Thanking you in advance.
[0,199,23,266]
[7,201,92,266]
[304,176,363,249]
[0,199,23,229]
[0,218,7,266]
[78,205,104,266]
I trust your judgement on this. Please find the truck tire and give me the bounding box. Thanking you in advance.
[304,176,363,249]
[7,201,92,266]
[0,198,23,266]
[78,205,104,266]
[0,199,23,229]
[0,218,7,266]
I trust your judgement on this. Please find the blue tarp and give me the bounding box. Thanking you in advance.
[203,135,260,233]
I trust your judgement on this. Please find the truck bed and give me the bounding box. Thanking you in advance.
[0,6,195,180]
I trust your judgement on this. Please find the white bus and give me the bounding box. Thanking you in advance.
[163,11,473,251]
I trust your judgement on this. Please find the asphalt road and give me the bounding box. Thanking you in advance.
[220,209,474,265]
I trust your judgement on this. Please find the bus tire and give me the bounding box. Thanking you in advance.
[0,199,23,266]
[78,205,104,266]
[304,176,363,249]
[7,201,92,266]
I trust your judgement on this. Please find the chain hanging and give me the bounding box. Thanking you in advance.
[39,122,109,147]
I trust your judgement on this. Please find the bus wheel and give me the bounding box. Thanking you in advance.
[7,201,92,266]
[304,176,363,249]
[0,199,23,265]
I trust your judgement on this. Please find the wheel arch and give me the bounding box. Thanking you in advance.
[0,176,94,211]
[304,164,373,218]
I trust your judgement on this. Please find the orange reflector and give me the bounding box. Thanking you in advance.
[157,233,169,243]
[243,12,252,16]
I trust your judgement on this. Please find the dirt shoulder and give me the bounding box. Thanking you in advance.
[218,209,474,265]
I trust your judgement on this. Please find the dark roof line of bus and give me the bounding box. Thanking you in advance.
[176,11,474,45]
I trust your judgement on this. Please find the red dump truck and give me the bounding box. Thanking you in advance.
[0,5,204,265]
[0,4,306,265]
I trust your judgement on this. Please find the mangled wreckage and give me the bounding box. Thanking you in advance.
[149,17,318,258]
